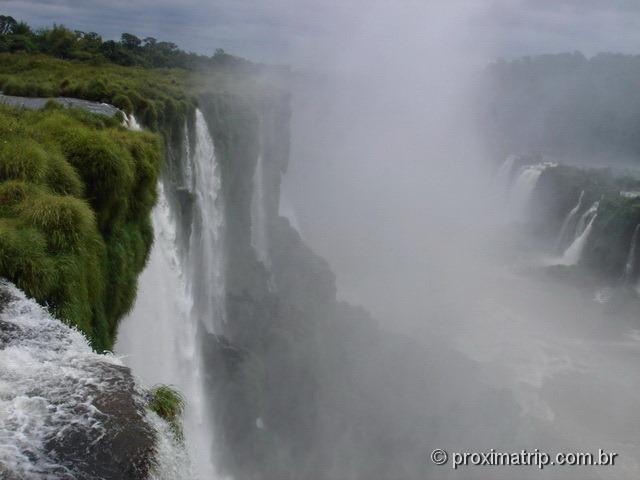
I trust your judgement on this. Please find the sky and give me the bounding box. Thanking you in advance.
[4,0,640,65]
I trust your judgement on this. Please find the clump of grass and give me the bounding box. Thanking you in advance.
[16,192,96,250]
[45,151,83,196]
[0,104,161,350]
[147,385,185,440]
[0,139,48,182]
[111,93,133,114]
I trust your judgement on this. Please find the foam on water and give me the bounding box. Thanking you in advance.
[0,281,187,479]
[116,109,226,479]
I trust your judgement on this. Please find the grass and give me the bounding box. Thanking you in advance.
[0,51,286,349]
[147,385,185,440]
[0,52,194,133]
[0,103,161,350]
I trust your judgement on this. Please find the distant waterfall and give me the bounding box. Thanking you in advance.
[251,151,270,265]
[495,154,517,189]
[556,190,584,251]
[624,224,640,282]
[124,113,142,131]
[558,201,599,266]
[116,109,225,479]
[574,200,600,239]
[510,162,556,216]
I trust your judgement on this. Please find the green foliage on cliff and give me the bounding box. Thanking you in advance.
[0,103,161,350]
[0,52,194,132]
[147,385,185,440]
[485,52,640,160]
[0,15,249,70]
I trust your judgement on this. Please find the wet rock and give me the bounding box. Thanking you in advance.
[0,280,156,480]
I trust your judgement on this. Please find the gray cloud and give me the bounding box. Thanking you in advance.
[4,0,640,64]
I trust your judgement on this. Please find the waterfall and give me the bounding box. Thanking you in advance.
[123,113,142,131]
[494,154,517,188]
[279,189,303,235]
[0,281,189,479]
[188,109,226,334]
[251,151,270,265]
[510,162,556,216]
[558,202,599,266]
[624,224,640,282]
[556,190,584,251]
[116,109,225,479]
[574,199,600,239]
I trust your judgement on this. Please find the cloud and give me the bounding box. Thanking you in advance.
[4,0,640,63]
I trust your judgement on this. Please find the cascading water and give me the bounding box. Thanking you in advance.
[116,108,225,479]
[556,190,584,251]
[0,280,188,479]
[124,113,142,131]
[510,162,556,217]
[188,109,226,334]
[574,199,600,239]
[251,150,270,265]
[494,154,517,189]
[624,224,640,282]
[558,201,599,266]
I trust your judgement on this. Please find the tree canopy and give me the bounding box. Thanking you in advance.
[0,15,251,70]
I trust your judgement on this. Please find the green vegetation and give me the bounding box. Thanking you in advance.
[147,385,185,440]
[0,103,161,350]
[485,52,640,160]
[0,52,194,133]
[0,14,248,70]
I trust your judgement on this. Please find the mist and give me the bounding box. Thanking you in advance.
[274,1,640,479]
[5,0,640,478]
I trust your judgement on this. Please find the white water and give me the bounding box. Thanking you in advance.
[510,162,556,217]
[573,200,600,240]
[624,224,640,281]
[556,190,584,251]
[116,109,226,479]
[188,109,226,334]
[559,212,598,266]
[0,281,187,479]
[251,151,270,265]
[494,154,517,189]
[123,113,142,131]
[279,189,303,235]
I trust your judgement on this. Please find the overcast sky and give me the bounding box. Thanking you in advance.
[3,0,640,65]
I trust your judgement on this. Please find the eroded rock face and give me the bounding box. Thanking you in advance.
[0,280,155,480]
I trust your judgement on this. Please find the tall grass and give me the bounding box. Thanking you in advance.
[0,104,161,350]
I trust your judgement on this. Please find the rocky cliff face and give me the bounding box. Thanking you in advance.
[194,89,518,480]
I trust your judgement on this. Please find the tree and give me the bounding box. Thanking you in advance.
[121,33,141,50]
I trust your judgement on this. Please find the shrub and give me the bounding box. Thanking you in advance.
[111,93,133,114]
[16,192,96,250]
[45,151,83,196]
[0,139,48,182]
[147,385,185,440]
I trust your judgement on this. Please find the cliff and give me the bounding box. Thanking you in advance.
[189,83,518,480]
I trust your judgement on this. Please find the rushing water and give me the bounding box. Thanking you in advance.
[0,281,188,479]
[557,190,585,252]
[116,109,225,479]
[251,150,270,265]
[560,202,599,265]
[495,154,517,189]
[624,224,640,282]
[124,113,142,131]
[510,162,556,217]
